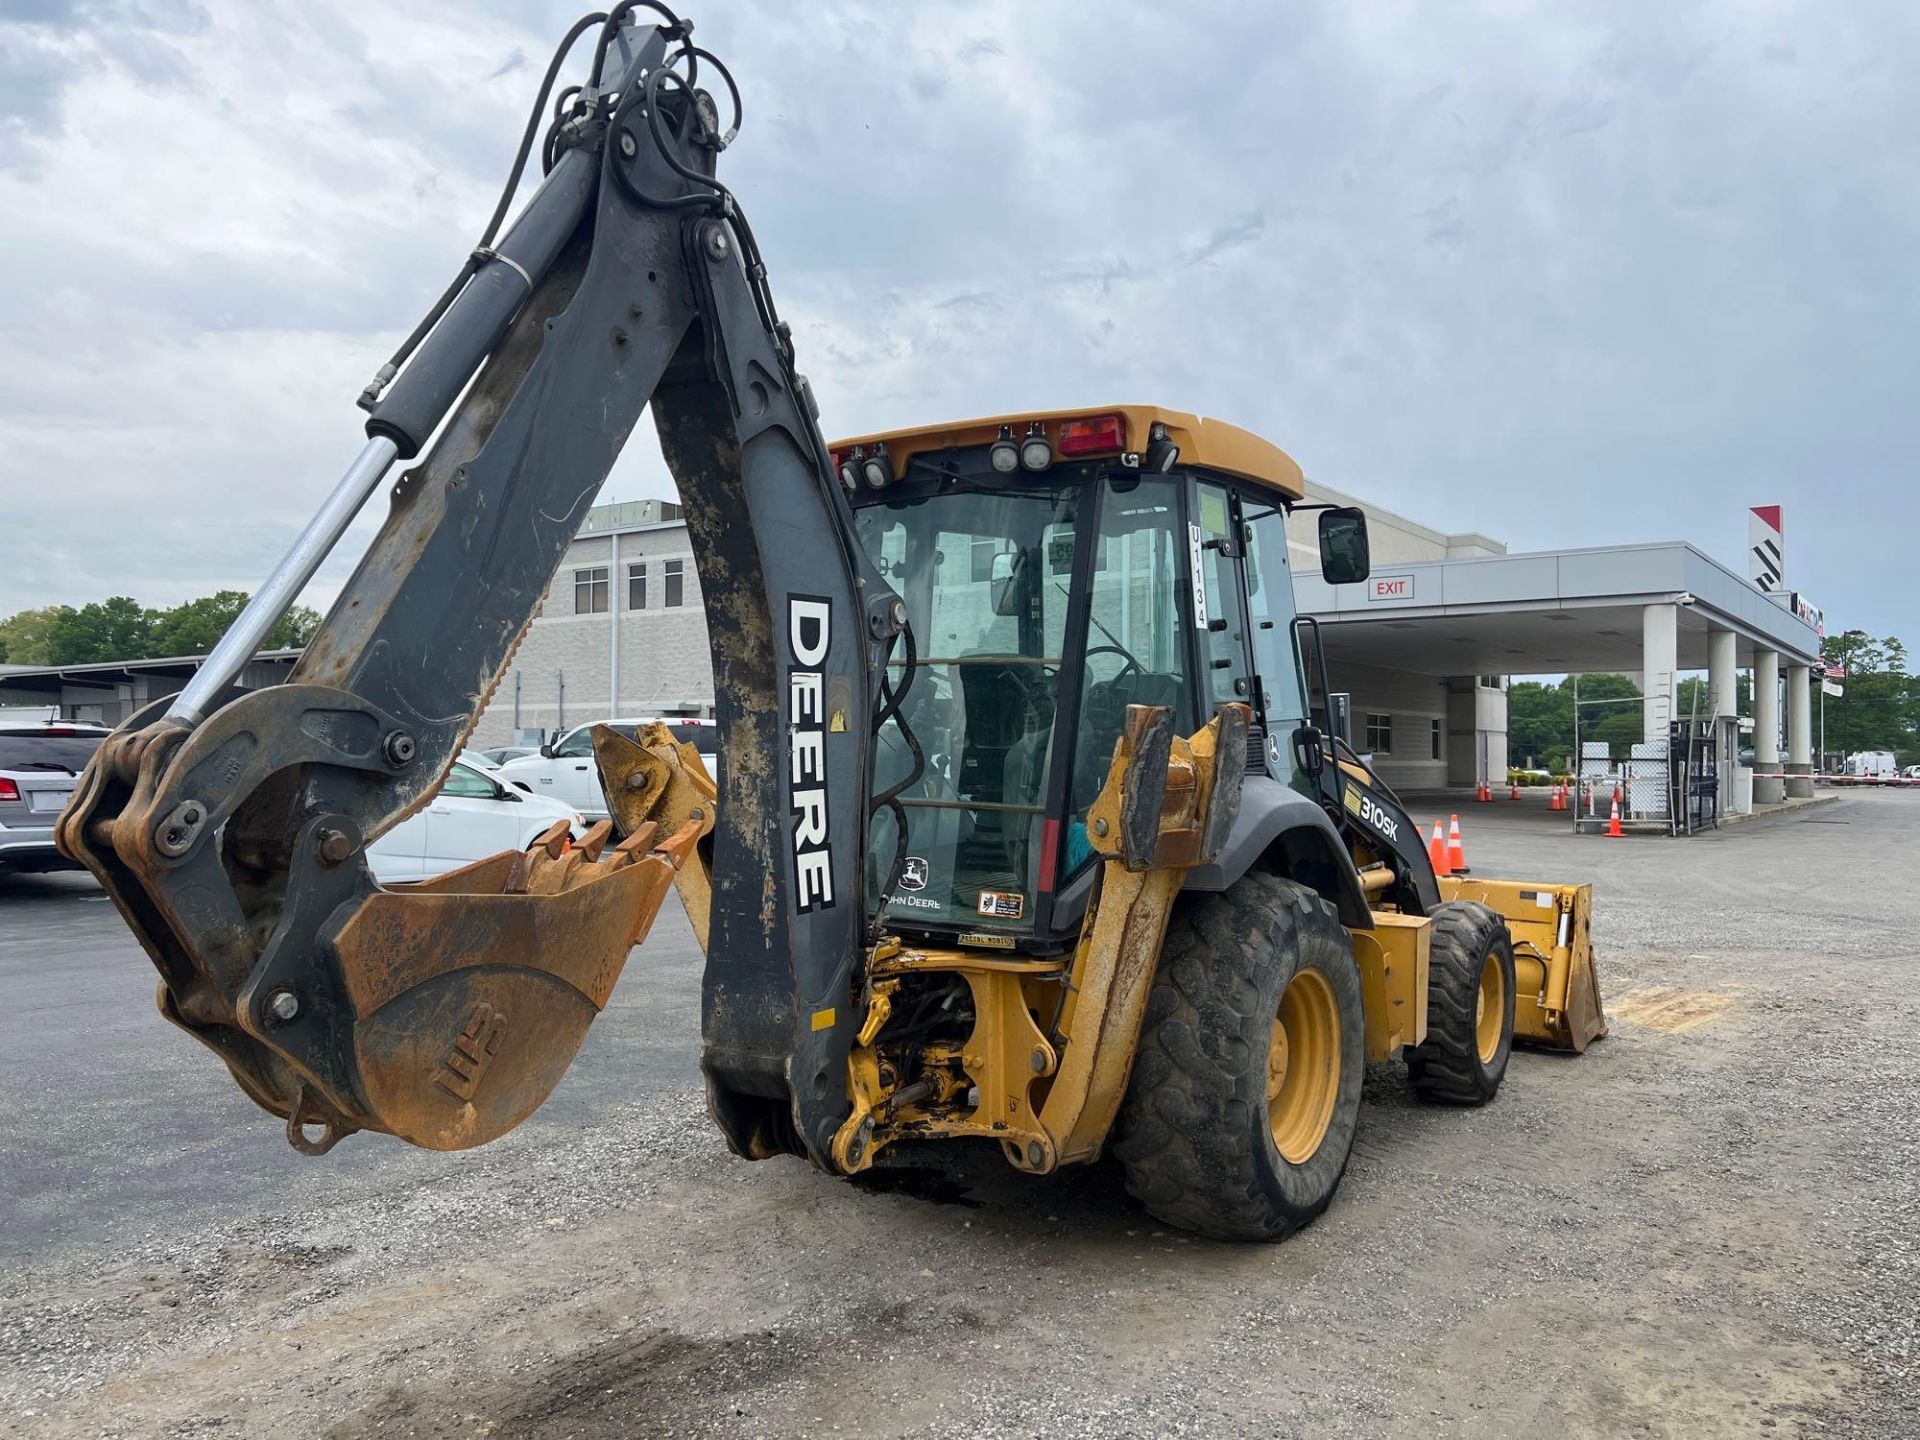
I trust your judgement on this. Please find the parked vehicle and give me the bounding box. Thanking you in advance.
[0,719,110,873]
[494,717,718,818]
[480,745,540,766]
[1845,751,1898,780]
[366,757,584,882]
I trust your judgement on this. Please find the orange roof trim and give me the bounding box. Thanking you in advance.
[830,404,1305,500]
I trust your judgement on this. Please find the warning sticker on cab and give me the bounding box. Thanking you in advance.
[976,890,1025,920]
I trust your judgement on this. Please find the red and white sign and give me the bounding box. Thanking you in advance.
[1748,505,1783,592]
[1366,573,1416,602]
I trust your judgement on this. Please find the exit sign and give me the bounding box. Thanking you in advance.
[1366,573,1416,602]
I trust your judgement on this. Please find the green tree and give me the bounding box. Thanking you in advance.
[145,591,318,655]
[148,590,251,656]
[271,603,323,649]
[1508,673,1651,767]
[0,593,325,668]
[0,605,76,665]
[1817,631,1913,759]
[49,596,155,663]
[1507,680,1572,768]
[1573,673,1646,756]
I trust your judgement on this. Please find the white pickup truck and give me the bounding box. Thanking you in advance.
[493,717,718,819]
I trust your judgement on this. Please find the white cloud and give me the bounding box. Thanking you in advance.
[0,0,1914,640]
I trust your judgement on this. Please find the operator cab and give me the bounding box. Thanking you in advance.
[835,406,1368,951]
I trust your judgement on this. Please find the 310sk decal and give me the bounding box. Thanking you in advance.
[1343,781,1400,844]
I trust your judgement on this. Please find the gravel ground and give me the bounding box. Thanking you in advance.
[1,790,1914,1438]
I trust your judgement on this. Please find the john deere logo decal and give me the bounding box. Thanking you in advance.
[899,856,929,892]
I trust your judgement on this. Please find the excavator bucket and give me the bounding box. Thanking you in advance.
[55,687,717,1156]
[1437,876,1607,1053]
[318,815,706,1151]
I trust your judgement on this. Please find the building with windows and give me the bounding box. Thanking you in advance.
[468,497,712,746]
[466,463,1821,814]
[466,482,1517,781]
[1279,480,1511,792]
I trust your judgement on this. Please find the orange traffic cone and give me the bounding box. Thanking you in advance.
[1475,777,1493,804]
[1510,778,1521,800]
[1549,781,1567,812]
[1428,820,1451,877]
[1612,780,1623,807]
[1446,814,1469,874]
[1606,798,1624,838]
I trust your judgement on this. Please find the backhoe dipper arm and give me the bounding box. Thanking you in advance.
[57,9,904,1165]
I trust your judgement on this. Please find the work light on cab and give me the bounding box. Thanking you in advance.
[861,442,895,489]
[1143,420,1179,473]
[1056,411,1126,458]
[989,424,1020,474]
[1019,421,1052,472]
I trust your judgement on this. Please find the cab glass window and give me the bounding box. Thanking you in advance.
[1062,475,1194,876]
[1245,506,1307,731]
[854,482,1085,933]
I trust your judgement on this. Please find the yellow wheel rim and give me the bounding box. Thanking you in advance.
[1268,968,1341,1165]
[1475,951,1505,1063]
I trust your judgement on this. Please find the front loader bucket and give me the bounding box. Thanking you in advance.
[1437,877,1607,1053]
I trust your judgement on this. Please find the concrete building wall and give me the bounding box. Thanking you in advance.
[1445,676,1510,785]
[1334,659,1451,791]
[1283,479,1507,574]
[469,521,714,747]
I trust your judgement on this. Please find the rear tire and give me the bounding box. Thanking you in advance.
[1407,900,1515,1105]
[1113,873,1365,1241]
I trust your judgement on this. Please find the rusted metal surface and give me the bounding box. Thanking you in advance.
[592,723,717,952]
[327,817,705,1151]
[56,678,716,1154]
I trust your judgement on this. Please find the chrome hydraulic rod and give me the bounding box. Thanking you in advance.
[167,434,399,726]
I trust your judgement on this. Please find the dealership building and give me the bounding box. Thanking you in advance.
[2,477,1823,813]
[460,482,1823,808]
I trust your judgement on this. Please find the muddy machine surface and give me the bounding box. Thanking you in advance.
[61,6,1604,1239]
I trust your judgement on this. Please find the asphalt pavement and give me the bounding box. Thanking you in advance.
[1,793,1914,1438]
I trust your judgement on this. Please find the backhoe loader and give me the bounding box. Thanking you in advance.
[59,4,1604,1240]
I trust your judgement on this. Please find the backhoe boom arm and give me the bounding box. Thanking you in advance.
[59,9,903,1165]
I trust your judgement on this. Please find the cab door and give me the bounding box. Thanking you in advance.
[1241,501,1309,771]
[1189,481,1256,710]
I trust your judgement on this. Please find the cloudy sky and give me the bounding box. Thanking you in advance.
[2,0,1915,646]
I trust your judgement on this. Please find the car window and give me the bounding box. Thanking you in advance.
[667,724,718,755]
[0,731,107,773]
[440,763,499,799]
[554,727,596,758]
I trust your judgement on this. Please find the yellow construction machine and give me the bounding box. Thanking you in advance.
[59,5,1603,1240]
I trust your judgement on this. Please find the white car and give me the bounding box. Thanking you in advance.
[495,717,718,819]
[367,757,584,883]
[0,717,111,874]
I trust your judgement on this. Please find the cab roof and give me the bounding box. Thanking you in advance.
[829,404,1305,501]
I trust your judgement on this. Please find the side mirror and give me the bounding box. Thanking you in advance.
[495,782,521,802]
[990,550,1024,616]
[1291,724,1326,779]
[1318,506,1370,585]
[538,742,555,758]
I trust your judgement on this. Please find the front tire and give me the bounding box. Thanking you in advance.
[1407,900,1515,1105]
[1113,874,1365,1241]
